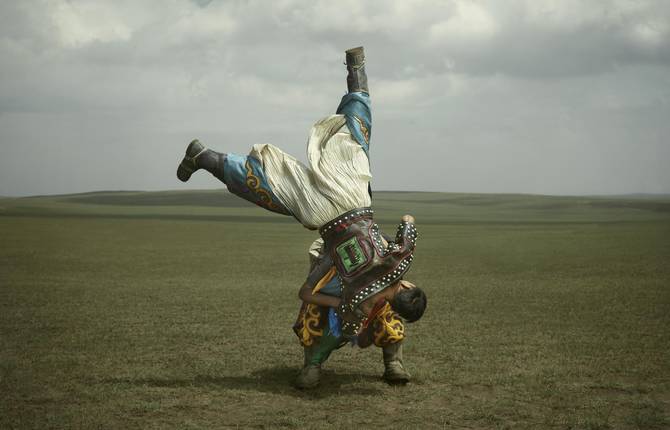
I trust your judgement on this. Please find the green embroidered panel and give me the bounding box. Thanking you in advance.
[336,237,366,274]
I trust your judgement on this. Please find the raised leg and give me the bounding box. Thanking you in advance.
[345,46,368,94]
[176,140,293,216]
[337,47,372,157]
[176,139,225,183]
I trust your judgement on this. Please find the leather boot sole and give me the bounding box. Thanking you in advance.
[383,360,410,385]
[177,139,206,182]
[294,365,321,389]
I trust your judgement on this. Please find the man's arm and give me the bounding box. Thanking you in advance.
[301,238,342,308]
[298,282,341,308]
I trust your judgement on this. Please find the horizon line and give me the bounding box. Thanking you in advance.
[3,188,670,200]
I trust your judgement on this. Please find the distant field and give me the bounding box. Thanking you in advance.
[1,190,669,429]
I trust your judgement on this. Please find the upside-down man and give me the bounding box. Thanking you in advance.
[176,46,427,385]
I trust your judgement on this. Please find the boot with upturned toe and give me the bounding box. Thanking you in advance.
[345,46,368,94]
[294,364,321,389]
[382,342,411,384]
[176,139,226,183]
[294,346,323,389]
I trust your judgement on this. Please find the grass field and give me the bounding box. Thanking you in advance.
[1,190,669,429]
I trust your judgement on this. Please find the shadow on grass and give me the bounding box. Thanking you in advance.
[101,365,383,398]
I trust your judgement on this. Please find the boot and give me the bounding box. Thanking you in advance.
[345,46,368,94]
[295,364,321,389]
[176,139,226,183]
[382,342,410,384]
[294,346,321,389]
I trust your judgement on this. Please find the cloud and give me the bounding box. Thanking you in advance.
[0,0,668,195]
[429,1,498,41]
[51,1,133,47]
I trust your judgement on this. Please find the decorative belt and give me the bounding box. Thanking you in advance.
[319,207,373,238]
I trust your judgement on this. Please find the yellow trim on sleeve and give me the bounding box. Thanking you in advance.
[312,266,337,294]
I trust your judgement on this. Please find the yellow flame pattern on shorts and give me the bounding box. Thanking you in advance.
[299,304,323,347]
[298,302,405,347]
[372,302,405,346]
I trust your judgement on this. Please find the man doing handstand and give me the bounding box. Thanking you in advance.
[177,46,427,380]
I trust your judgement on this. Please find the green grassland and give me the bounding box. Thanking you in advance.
[1,190,669,429]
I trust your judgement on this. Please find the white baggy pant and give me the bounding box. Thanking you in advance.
[250,114,372,229]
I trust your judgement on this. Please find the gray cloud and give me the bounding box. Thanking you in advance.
[0,0,669,196]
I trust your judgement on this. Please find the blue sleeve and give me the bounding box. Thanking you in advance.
[319,274,342,297]
[336,92,372,157]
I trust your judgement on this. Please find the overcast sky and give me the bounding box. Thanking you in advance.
[1,0,669,197]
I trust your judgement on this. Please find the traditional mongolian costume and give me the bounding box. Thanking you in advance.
[177,47,418,386]
[292,237,412,387]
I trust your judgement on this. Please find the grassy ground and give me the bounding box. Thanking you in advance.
[1,191,669,429]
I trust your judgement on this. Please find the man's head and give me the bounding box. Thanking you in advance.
[390,280,427,322]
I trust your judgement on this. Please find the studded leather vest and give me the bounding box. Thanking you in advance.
[309,207,418,336]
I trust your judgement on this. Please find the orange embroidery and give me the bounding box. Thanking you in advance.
[244,160,280,211]
[353,116,369,144]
